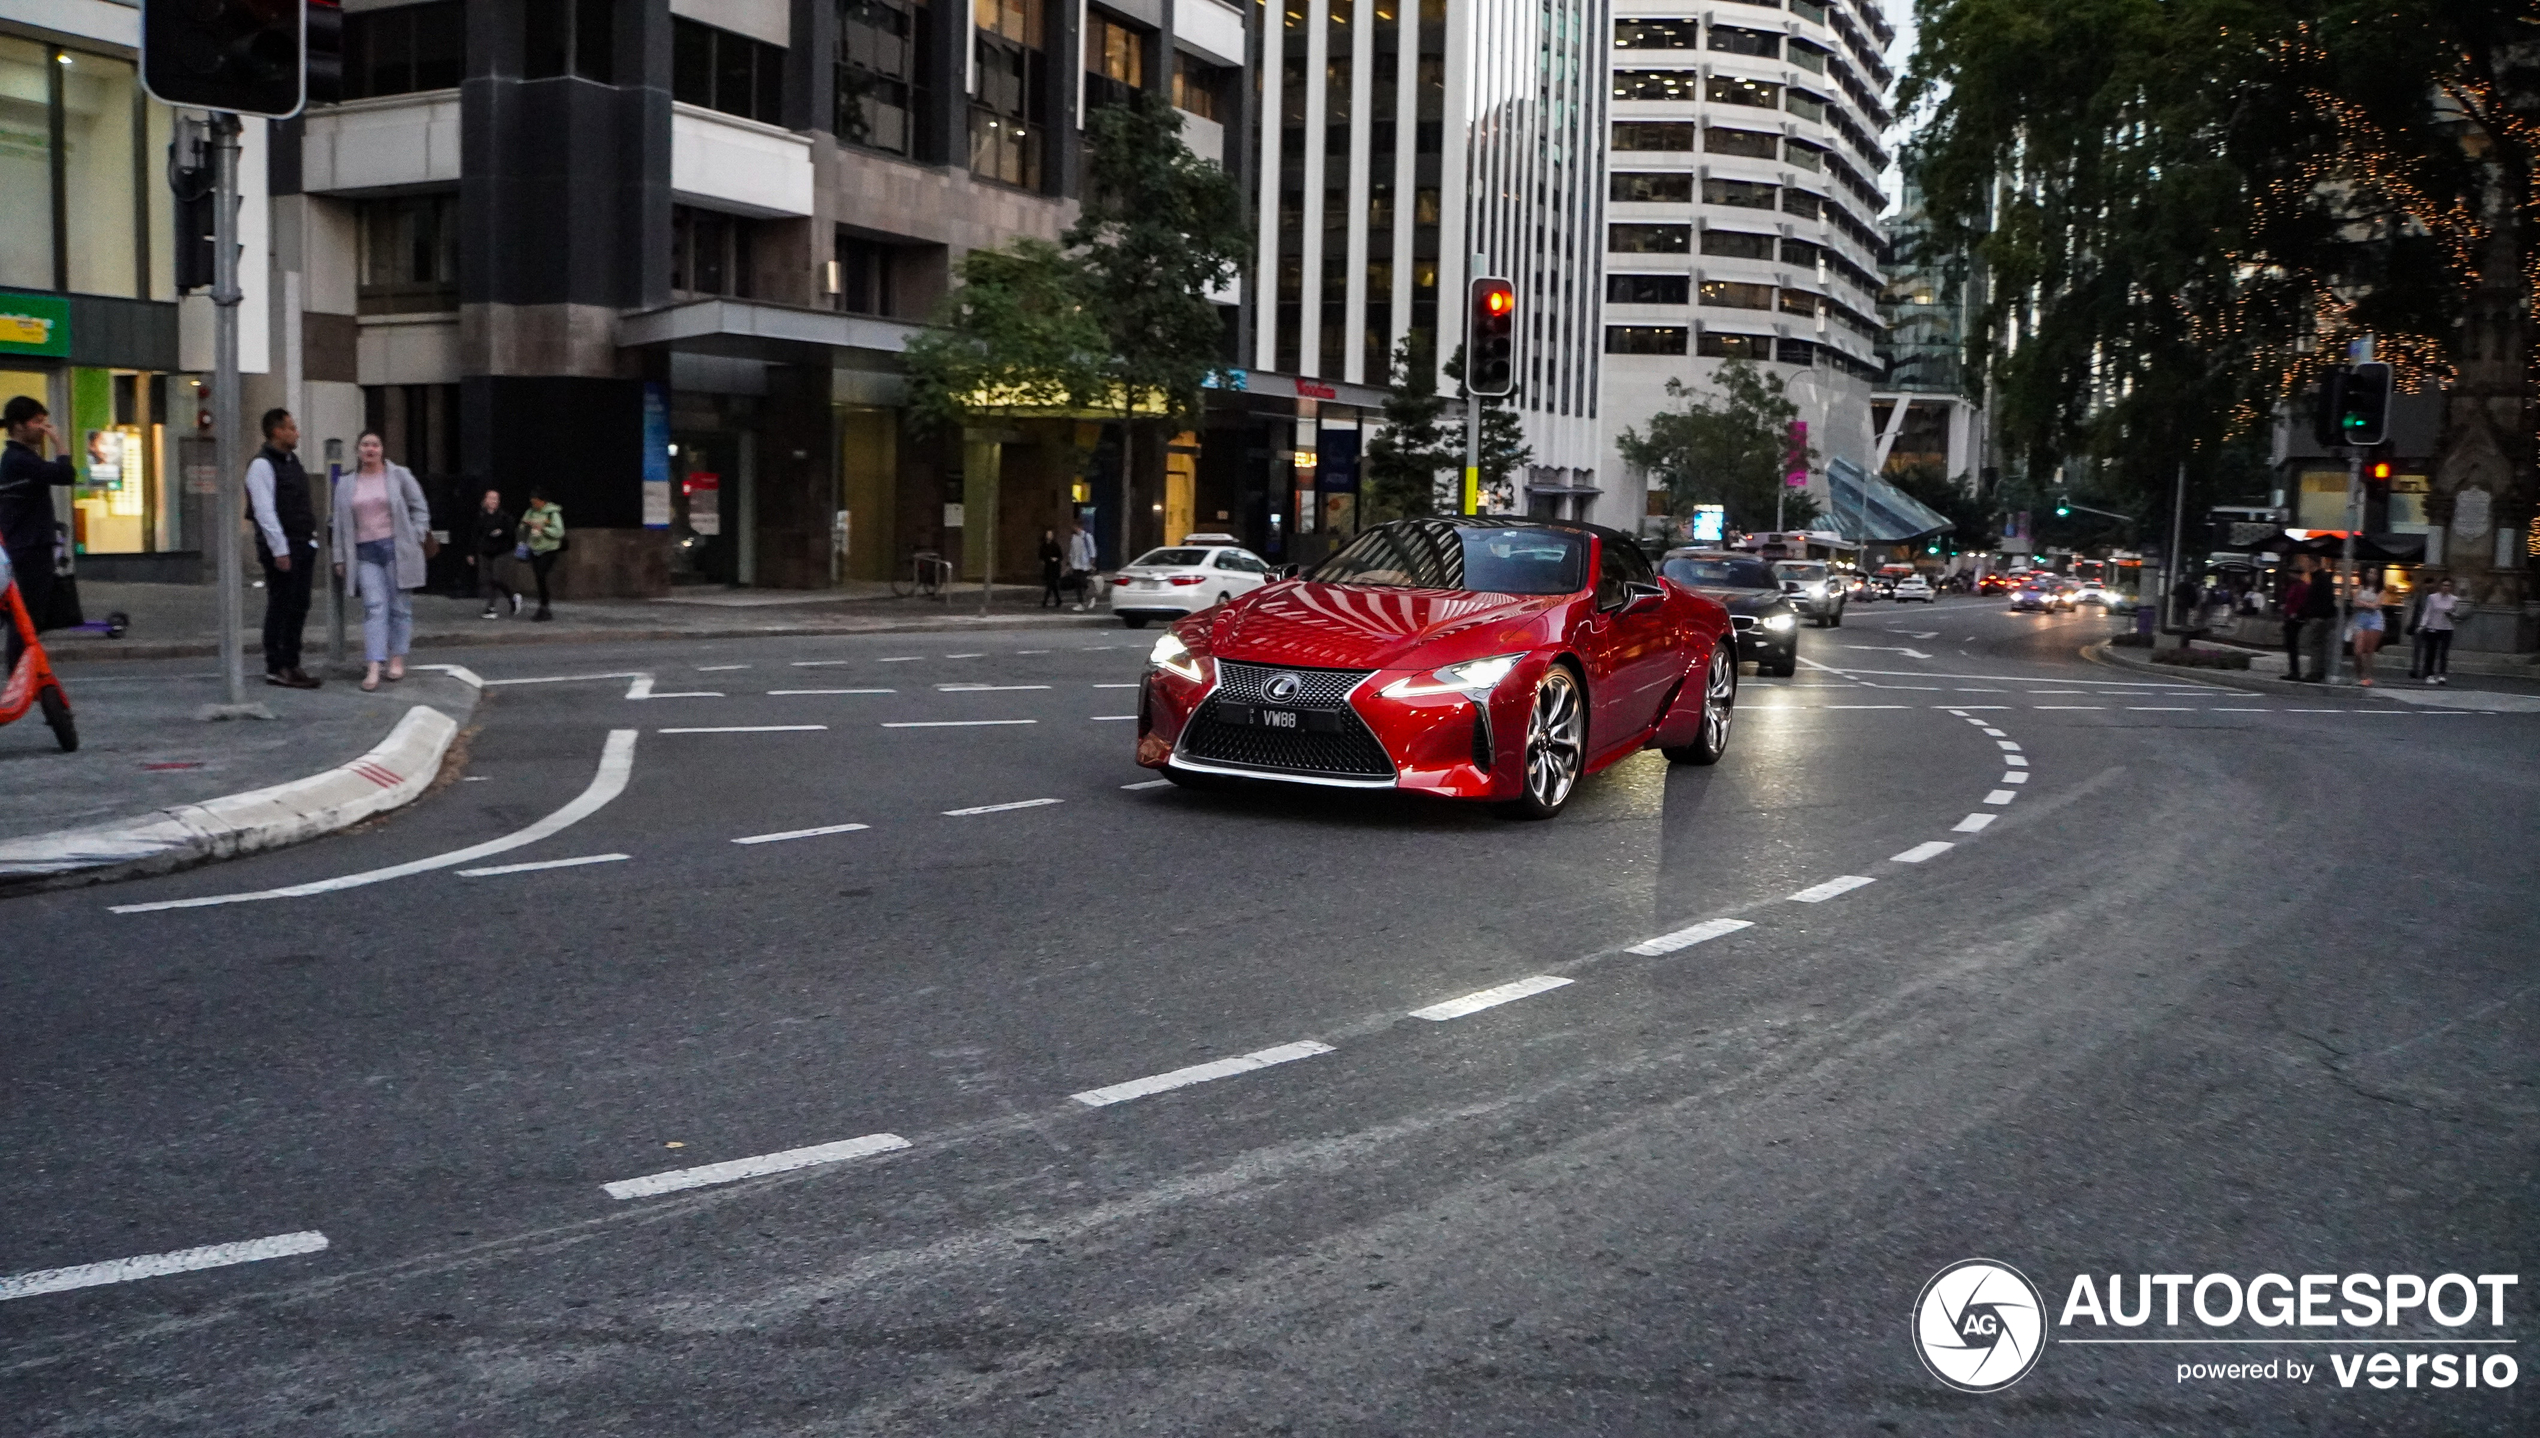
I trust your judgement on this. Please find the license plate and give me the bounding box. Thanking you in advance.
[1260,708,1298,729]
[1223,704,1333,732]
[1133,579,1159,589]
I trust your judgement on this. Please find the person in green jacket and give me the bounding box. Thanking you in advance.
[521,489,565,621]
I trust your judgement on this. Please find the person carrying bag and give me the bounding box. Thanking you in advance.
[518,489,566,621]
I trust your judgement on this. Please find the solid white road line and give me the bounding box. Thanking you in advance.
[1092,682,1140,688]
[0,1231,330,1301]
[1121,779,1172,790]
[766,688,895,696]
[1626,917,1753,956]
[2004,754,2028,766]
[1891,841,1955,864]
[1070,1041,1334,1107]
[883,719,1037,729]
[2001,770,2028,784]
[943,798,1063,816]
[413,663,483,687]
[1984,789,2017,805]
[113,730,640,914]
[936,683,1051,692]
[1822,704,1911,710]
[480,671,646,686]
[458,853,630,877]
[1789,875,1876,903]
[602,1133,910,1200]
[1954,813,1999,833]
[1091,715,1137,721]
[1409,974,1574,1021]
[658,725,827,734]
[733,823,870,845]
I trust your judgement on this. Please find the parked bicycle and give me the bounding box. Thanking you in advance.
[890,549,953,600]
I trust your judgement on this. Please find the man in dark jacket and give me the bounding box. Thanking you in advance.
[244,408,322,688]
[470,488,519,618]
[2298,553,2340,682]
[1,394,75,675]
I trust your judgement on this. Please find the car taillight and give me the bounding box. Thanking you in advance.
[1168,575,1206,586]
[1112,575,1133,586]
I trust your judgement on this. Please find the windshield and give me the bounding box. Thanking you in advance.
[1774,562,1828,583]
[1661,556,1779,590]
[1130,548,1210,568]
[1308,521,1589,596]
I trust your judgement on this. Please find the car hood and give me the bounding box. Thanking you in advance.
[1680,585,1787,615]
[1201,581,1564,670]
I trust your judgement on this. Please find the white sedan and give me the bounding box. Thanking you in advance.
[1892,575,1936,603]
[1110,544,1277,628]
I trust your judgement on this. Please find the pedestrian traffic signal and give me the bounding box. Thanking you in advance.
[141,0,311,118]
[1468,277,1516,398]
[2337,361,2392,447]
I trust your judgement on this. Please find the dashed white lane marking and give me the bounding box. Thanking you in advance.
[659,725,828,734]
[791,660,853,667]
[602,1134,910,1200]
[1091,715,1138,721]
[1822,704,1912,710]
[1980,727,2008,736]
[1092,682,1140,688]
[1789,875,1876,903]
[458,853,630,877]
[2000,771,2028,784]
[1891,841,1955,864]
[2212,707,2272,712]
[943,798,1064,816]
[1015,649,1051,654]
[113,731,641,913]
[1626,917,1753,956]
[883,719,1038,729]
[878,656,923,663]
[767,688,895,696]
[1950,705,2012,710]
[1409,974,1574,1021]
[732,823,870,845]
[936,683,1051,692]
[1071,1041,1333,1107]
[1995,740,2022,751]
[943,652,986,659]
[695,664,751,672]
[2032,705,2104,710]
[0,1231,331,1301]
[2128,706,2196,712]
[625,674,726,700]
[479,671,645,686]
[1954,813,1999,833]
[1121,779,1172,790]
[1983,789,2017,805]
[2004,754,2028,767]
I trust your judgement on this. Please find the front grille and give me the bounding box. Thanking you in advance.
[1180,699,1396,778]
[1211,660,1370,710]
[1731,613,1757,632]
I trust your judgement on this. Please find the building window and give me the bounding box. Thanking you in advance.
[1789,0,1830,24]
[673,17,786,125]
[1605,325,1688,355]
[672,206,756,298]
[1608,223,1692,254]
[1776,337,1817,365]
[1784,137,1825,171]
[1786,88,1829,124]
[1174,53,1230,122]
[1701,229,1776,260]
[1613,121,1696,151]
[1697,331,1771,359]
[833,235,894,315]
[525,0,617,83]
[1779,287,1821,315]
[1703,177,1777,210]
[840,0,930,156]
[1606,274,1690,305]
[1705,75,1780,109]
[343,1,466,99]
[1779,236,1823,268]
[1709,24,1780,58]
[971,0,1045,189]
[1611,172,1693,204]
[1084,13,1145,112]
[1788,38,1831,74]
[1699,279,1774,310]
[1704,126,1778,159]
[1781,189,1823,219]
[1,41,170,300]
[1613,70,1699,103]
[356,194,459,315]
[1613,19,1698,49]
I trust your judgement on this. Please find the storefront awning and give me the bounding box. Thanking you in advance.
[620,298,921,369]
[1822,457,1954,543]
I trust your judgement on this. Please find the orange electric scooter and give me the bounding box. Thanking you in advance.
[0,548,76,752]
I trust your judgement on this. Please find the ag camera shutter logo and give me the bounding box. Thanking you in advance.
[1914,1258,2046,1392]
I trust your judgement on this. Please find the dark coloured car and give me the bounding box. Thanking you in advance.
[1658,549,1799,677]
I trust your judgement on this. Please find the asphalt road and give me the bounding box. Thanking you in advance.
[5,596,2531,1435]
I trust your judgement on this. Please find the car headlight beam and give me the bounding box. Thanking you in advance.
[1381,652,1524,699]
[1762,611,1797,633]
[1147,631,1206,682]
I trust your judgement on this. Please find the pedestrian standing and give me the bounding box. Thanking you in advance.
[1065,519,1100,612]
[245,408,324,688]
[1037,527,1064,608]
[472,489,520,618]
[2298,555,2339,681]
[2280,559,2314,681]
[2413,576,2461,686]
[0,395,74,677]
[330,432,436,692]
[2348,575,2386,687]
[520,488,565,621]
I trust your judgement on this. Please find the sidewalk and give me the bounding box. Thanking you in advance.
[49,578,1121,663]
[0,665,478,889]
[2166,611,2540,681]
[2084,639,2540,712]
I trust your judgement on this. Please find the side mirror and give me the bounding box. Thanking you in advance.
[1276,563,1302,581]
[1620,580,1666,616]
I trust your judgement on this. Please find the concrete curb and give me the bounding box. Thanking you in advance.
[0,702,464,894]
[47,609,1128,663]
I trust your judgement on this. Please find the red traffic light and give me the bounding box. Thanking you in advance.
[1481,283,1513,316]
[1468,277,1517,398]
[2369,461,2392,480]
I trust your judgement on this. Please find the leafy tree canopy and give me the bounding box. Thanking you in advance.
[902,239,1106,434]
[1617,360,1820,535]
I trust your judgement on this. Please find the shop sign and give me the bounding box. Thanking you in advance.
[0,292,70,357]
[641,382,672,528]
[685,472,721,536]
[1294,378,1337,400]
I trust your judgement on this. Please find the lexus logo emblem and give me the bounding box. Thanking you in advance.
[1264,672,1304,703]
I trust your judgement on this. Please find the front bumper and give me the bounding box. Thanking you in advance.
[1138,657,1519,801]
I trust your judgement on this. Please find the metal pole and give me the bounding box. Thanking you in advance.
[2164,459,2188,631]
[2331,448,2361,684]
[1462,250,1483,515]
[325,445,345,666]
[210,112,248,710]
[981,454,995,618]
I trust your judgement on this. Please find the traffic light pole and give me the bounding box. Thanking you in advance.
[2329,448,2361,686]
[1462,251,1484,515]
[204,111,264,718]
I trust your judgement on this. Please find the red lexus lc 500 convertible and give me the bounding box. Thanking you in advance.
[1134,517,1738,818]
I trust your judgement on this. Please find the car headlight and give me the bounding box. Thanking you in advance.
[1381,652,1523,698]
[1147,630,1206,683]
[1762,611,1797,632]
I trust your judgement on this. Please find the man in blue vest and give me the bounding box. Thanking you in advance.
[244,407,323,688]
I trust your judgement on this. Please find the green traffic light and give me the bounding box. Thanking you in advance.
[2055,504,2071,517]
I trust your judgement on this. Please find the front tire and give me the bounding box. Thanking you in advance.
[1496,664,1586,820]
[1663,648,1736,766]
[40,685,76,752]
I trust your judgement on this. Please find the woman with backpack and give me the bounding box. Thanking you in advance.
[520,488,565,621]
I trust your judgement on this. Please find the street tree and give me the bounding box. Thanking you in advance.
[1616,359,1820,536]
[1437,343,1535,509]
[1362,336,1455,522]
[902,238,1105,433]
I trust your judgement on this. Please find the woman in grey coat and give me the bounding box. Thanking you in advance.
[331,432,436,691]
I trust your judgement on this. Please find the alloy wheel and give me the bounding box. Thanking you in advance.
[1702,648,1736,754]
[1524,667,1584,810]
